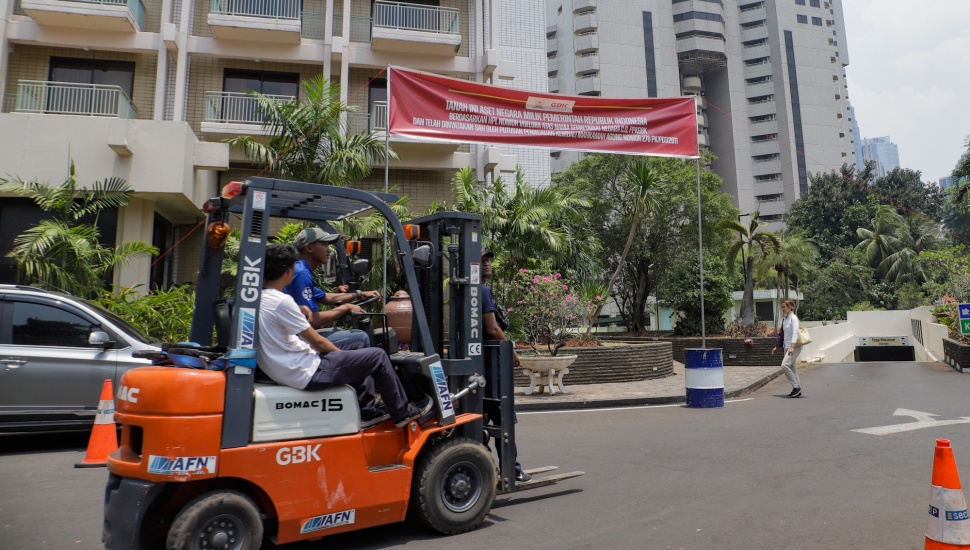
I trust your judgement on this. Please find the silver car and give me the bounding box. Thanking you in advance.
[0,285,160,432]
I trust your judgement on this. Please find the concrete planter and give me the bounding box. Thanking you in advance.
[513,342,673,387]
[605,335,778,366]
[519,354,578,395]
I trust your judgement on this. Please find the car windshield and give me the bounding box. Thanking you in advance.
[82,300,156,344]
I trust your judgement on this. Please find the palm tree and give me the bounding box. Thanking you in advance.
[715,212,780,325]
[0,162,158,297]
[765,233,818,300]
[878,214,945,285]
[226,75,394,185]
[586,159,664,335]
[854,205,903,268]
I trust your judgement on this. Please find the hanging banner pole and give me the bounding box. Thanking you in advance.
[383,65,391,300]
[696,158,706,348]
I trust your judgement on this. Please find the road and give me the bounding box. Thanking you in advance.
[2,361,969,549]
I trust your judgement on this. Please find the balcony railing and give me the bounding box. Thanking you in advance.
[210,0,300,19]
[372,1,459,34]
[346,101,388,135]
[15,80,137,118]
[301,11,325,39]
[204,91,295,124]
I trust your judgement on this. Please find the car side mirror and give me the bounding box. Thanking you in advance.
[89,330,116,350]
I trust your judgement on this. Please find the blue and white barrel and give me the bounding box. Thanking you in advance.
[684,348,724,408]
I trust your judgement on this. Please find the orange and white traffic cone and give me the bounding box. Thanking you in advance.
[926,439,970,549]
[75,379,118,468]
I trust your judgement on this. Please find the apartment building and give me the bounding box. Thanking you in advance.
[0,0,518,290]
[545,0,856,230]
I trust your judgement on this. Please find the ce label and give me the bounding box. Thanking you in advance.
[468,343,482,356]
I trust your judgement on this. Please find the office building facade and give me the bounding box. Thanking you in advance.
[545,0,856,230]
[0,0,519,290]
[860,136,900,178]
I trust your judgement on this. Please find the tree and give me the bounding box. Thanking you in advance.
[762,232,818,322]
[0,162,158,297]
[586,158,664,336]
[226,75,393,185]
[870,167,944,222]
[798,248,875,321]
[659,251,734,336]
[555,153,735,332]
[786,163,877,260]
[952,136,970,211]
[447,167,599,306]
[854,205,904,268]
[877,214,945,286]
[715,213,780,325]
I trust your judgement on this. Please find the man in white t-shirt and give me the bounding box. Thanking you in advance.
[257,244,432,428]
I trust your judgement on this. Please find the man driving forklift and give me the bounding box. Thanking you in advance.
[261,243,433,429]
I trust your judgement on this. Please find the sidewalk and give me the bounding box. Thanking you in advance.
[514,363,784,411]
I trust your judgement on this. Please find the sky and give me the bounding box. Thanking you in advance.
[841,0,970,184]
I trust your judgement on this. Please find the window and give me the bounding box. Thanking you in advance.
[812,16,823,25]
[673,11,724,23]
[795,0,805,5]
[755,301,775,322]
[223,69,298,97]
[810,0,820,6]
[10,301,94,347]
[49,58,136,97]
[796,14,807,23]
[369,78,387,131]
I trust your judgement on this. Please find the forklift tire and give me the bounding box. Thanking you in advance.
[411,437,497,535]
[166,490,263,550]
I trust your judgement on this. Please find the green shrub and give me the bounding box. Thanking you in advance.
[94,285,196,343]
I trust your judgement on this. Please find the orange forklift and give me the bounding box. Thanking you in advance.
[103,178,582,549]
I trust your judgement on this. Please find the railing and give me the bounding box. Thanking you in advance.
[350,16,371,42]
[346,101,387,135]
[204,91,294,124]
[301,11,325,39]
[210,0,300,19]
[372,1,459,34]
[15,80,137,118]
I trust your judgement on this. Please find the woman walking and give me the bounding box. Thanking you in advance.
[771,299,803,398]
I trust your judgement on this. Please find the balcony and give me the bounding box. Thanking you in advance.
[749,139,779,157]
[575,55,599,75]
[573,0,596,13]
[548,76,559,92]
[547,36,558,54]
[751,158,782,176]
[370,1,461,56]
[347,101,463,166]
[547,56,559,75]
[576,75,601,95]
[208,0,302,43]
[20,0,145,32]
[748,119,778,136]
[574,11,597,33]
[676,35,726,56]
[12,80,137,118]
[746,81,775,98]
[201,91,295,141]
[575,33,598,53]
[739,6,766,25]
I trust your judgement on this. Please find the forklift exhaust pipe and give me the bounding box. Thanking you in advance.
[450,375,486,401]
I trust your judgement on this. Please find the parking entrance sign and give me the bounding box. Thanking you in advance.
[959,303,970,336]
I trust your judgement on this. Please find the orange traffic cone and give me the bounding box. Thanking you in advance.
[926,439,970,549]
[75,379,118,468]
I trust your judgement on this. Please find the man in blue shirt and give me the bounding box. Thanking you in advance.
[481,249,530,483]
[285,227,381,350]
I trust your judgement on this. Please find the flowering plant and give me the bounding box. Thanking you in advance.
[508,270,589,356]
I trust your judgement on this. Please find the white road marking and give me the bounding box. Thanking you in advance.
[852,408,970,435]
[519,398,754,415]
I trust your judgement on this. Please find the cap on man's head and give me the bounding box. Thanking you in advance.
[482,249,495,260]
[294,227,339,249]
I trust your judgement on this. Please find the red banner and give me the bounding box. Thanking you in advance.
[387,66,698,158]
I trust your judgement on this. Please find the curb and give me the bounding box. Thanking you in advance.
[515,369,785,412]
